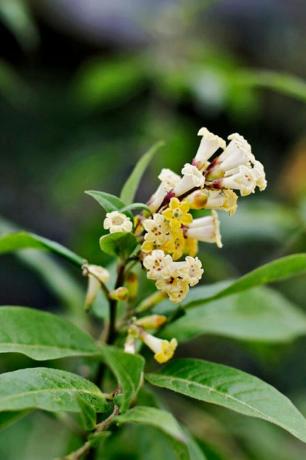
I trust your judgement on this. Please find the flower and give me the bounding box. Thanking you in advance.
[109,286,129,301]
[186,188,238,215]
[187,211,222,247]
[103,211,133,233]
[139,330,178,364]
[143,214,171,244]
[143,250,172,280]
[163,197,193,226]
[206,133,253,181]
[82,264,110,284]
[174,164,205,196]
[184,237,198,257]
[159,168,181,191]
[147,168,181,212]
[156,276,190,303]
[185,256,204,286]
[219,165,257,196]
[163,227,186,260]
[253,160,267,191]
[135,315,167,329]
[193,127,226,170]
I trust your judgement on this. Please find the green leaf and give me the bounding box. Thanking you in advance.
[0,232,84,267]
[146,358,306,443]
[0,217,84,315]
[120,141,165,204]
[99,232,138,259]
[100,346,144,412]
[184,254,306,308]
[0,411,29,431]
[162,287,306,343]
[0,306,98,360]
[115,406,186,443]
[0,368,108,413]
[234,70,306,103]
[85,190,127,213]
[73,56,146,110]
[120,202,152,214]
[77,396,97,431]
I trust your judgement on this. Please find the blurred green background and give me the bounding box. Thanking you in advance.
[1,0,306,459]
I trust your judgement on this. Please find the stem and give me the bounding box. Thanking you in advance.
[60,406,119,460]
[107,263,125,345]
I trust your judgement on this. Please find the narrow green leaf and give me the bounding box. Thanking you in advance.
[146,358,306,443]
[120,141,165,204]
[0,307,98,360]
[77,396,97,431]
[234,70,306,103]
[0,232,84,267]
[184,254,306,308]
[120,203,152,213]
[115,406,186,443]
[85,190,127,213]
[162,287,306,343]
[100,346,144,412]
[0,368,108,413]
[99,232,138,259]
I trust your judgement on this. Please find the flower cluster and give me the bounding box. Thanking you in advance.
[143,249,203,303]
[141,127,266,303]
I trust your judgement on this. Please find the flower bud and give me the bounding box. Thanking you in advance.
[135,315,167,329]
[109,286,129,301]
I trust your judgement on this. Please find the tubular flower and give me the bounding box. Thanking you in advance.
[143,249,172,280]
[215,165,257,196]
[174,164,205,197]
[162,197,193,227]
[207,133,253,180]
[104,211,133,233]
[187,211,222,248]
[148,168,181,212]
[135,314,167,329]
[193,127,226,170]
[139,330,178,364]
[185,256,204,286]
[82,264,110,310]
[186,189,238,215]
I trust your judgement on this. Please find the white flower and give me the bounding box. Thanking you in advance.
[174,163,205,196]
[143,214,170,244]
[84,275,100,310]
[185,256,204,286]
[207,133,253,181]
[82,264,110,310]
[103,211,133,233]
[147,168,180,212]
[124,335,137,354]
[193,127,225,170]
[221,165,257,196]
[187,211,222,247]
[186,188,238,215]
[156,276,190,303]
[158,168,181,191]
[252,160,267,191]
[139,330,178,364]
[143,250,172,280]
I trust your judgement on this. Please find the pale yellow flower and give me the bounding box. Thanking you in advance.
[103,211,133,233]
[143,250,172,280]
[163,197,193,226]
[139,330,178,364]
[185,256,204,286]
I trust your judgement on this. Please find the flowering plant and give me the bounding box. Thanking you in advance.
[1,128,306,459]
